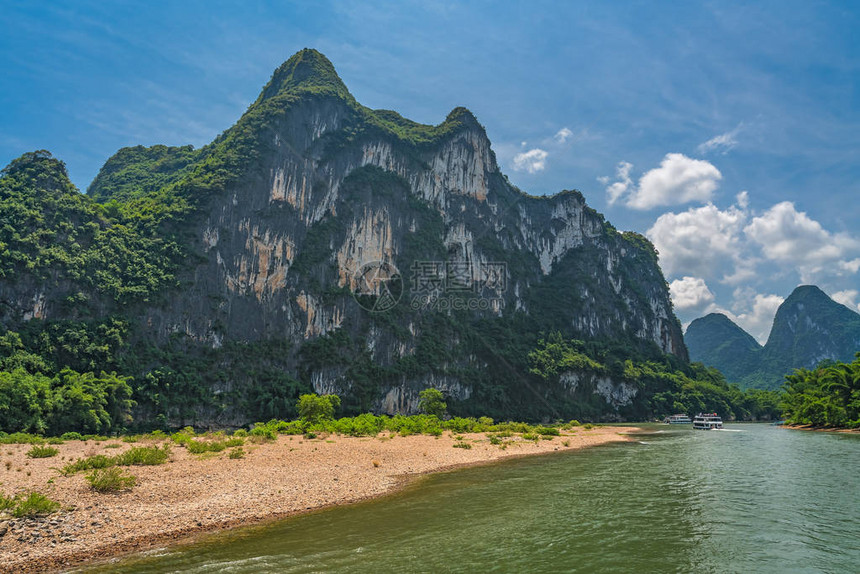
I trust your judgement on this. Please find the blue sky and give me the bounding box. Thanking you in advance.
[2,0,858,341]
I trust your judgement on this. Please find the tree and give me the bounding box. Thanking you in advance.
[418,388,447,418]
[297,393,341,424]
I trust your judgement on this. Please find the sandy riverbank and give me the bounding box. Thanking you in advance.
[0,426,635,573]
[784,423,860,433]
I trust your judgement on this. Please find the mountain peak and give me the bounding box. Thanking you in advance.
[257,48,350,103]
[783,284,829,304]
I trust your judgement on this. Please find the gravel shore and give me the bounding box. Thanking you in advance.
[0,426,635,573]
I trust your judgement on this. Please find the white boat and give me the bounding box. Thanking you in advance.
[692,413,723,430]
[663,414,692,424]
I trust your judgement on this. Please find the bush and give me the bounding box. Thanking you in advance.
[232,429,248,437]
[26,445,59,458]
[82,435,110,442]
[170,428,195,446]
[224,437,244,447]
[583,423,595,430]
[12,492,61,517]
[227,447,245,459]
[453,441,472,449]
[297,394,341,424]
[62,454,114,475]
[535,426,560,436]
[60,432,84,441]
[86,467,136,492]
[418,388,447,417]
[115,445,171,465]
[186,440,226,454]
[249,424,277,440]
[0,432,45,445]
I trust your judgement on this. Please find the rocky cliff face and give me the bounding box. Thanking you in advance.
[1,49,686,422]
[687,285,860,389]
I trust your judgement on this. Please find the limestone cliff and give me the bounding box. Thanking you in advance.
[1,49,686,423]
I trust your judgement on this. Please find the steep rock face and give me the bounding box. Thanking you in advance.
[761,285,860,375]
[2,49,686,421]
[687,286,860,389]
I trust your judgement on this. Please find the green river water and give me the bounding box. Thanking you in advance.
[84,425,859,573]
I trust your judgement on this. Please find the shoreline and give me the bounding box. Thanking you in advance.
[784,423,860,433]
[0,426,636,573]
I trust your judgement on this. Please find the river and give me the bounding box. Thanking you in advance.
[84,424,859,573]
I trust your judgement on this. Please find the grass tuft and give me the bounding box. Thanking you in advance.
[26,445,59,458]
[86,467,136,492]
[227,447,245,459]
[11,492,61,517]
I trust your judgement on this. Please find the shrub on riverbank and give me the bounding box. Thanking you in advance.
[2,491,61,517]
[26,445,59,458]
[0,394,596,445]
[781,354,860,428]
[86,467,136,492]
[61,445,170,475]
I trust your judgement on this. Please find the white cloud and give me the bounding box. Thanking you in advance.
[634,154,722,209]
[649,193,860,310]
[830,290,860,313]
[697,123,743,155]
[647,202,747,279]
[736,191,749,209]
[730,293,784,344]
[744,201,860,282]
[839,259,860,274]
[604,153,722,210]
[554,127,573,143]
[512,148,548,174]
[604,161,633,204]
[670,276,715,312]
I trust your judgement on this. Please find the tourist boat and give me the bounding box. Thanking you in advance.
[663,414,692,424]
[692,413,723,430]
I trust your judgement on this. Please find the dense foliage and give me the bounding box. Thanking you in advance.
[528,333,782,421]
[781,354,860,428]
[0,151,182,304]
[0,367,133,435]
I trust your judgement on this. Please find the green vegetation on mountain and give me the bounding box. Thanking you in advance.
[87,144,200,203]
[687,286,860,390]
[685,313,761,383]
[0,151,180,303]
[781,354,860,428]
[528,333,781,421]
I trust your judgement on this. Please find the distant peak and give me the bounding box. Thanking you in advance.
[785,284,827,301]
[444,107,483,132]
[257,48,350,103]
